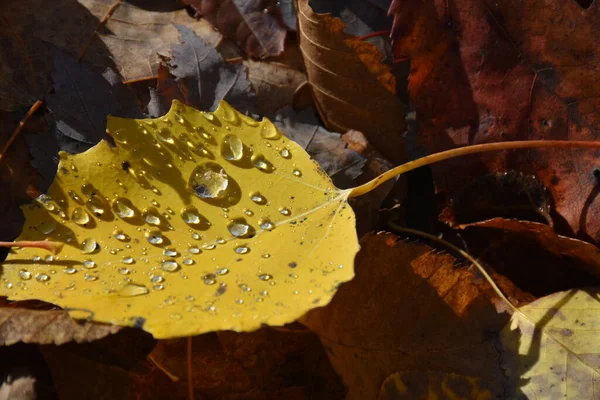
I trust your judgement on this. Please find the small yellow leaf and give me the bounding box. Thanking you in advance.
[500,289,600,399]
[0,101,359,338]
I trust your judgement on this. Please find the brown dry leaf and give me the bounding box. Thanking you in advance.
[301,232,533,400]
[183,0,287,59]
[0,307,121,346]
[390,0,600,243]
[378,371,493,400]
[149,327,345,399]
[458,218,600,296]
[297,0,406,164]
[246,59,308,115]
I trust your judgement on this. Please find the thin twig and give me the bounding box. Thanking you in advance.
[0,99,44,165]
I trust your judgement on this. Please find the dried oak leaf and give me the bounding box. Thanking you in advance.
[148,25,258,117]
[297,0,406,165]
[390,0,600,242]
[459,218,600,296]
[0,308,121,345]
[301,232,533,400]
[183,0,287,59]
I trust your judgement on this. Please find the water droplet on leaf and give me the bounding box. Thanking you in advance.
[221,134,244,161]
[72,207,90,225]
[188,163,229,199]
[119,283,149,297]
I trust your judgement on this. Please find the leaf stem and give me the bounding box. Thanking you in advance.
[0,240,64,254]
[349,140,600,198]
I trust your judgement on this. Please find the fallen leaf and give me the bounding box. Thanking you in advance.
[390,0,600,242]
[378,371,493,400]
[0,100,359,338]
[458,218,600,296]
[149,327,345,399]
[297,0,406,164]
[301,232,533,400]
[500,288,600,398]
[0,342,57,400]
[148,25,258,118]
[183,0,287,59]
[0,308,121,345]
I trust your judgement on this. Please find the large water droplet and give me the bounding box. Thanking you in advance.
[240,113,259,127]
[19,269,31,280]
[81,238,99,254]
[119,283,149,297]
[161,260,179,272]
[143,207,162,226]
[220,134,244,161]
[39,220,57,235]
[72,207,90,225]
[86,197,105,216]
[188,163,229,199]
[227,221,250,237]
[260,119,280,139]
[112,198,135,218]
[181,207,201,225]
[250,192,267,205]
[221,102,240,125]
[145,230,164,245]
[157,128,174,144]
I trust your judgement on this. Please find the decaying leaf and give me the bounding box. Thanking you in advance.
[378,371,493,400]
[390,0,600,242]
[148,25,258,118]
[0,308,121,346]
[0,101,359,338]
[297,0,406,164]
[302,232,533,399]
[183,0,287,59]
[501,288,600,398]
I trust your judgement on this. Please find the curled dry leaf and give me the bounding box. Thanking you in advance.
[297,0,406,164]
[302,232,533,400]
[0,101,359,338]
[0,308,121,345]
[183,0,287,59]
[390,0,600,242]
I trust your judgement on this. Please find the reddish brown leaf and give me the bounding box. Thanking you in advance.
[184,0,287,59]
[390,0,600,242]
[302,232,533,400]
[297,0,406,164]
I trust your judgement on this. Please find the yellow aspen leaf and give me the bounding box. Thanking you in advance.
[0,100,359,338]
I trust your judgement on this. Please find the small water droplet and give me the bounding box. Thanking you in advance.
[260,119,280,139]
[83,260,96,269]
[279,208,291,216]
[251,154,273,172]
[189,246,201,254]
[145,230,164,245]
[122,256,135,264]
[161,260,179,272]
[220,134,244,161]
[250,192,266,205]
[119,267,130,275]
[68,190,83,203]
[19,269,31,280]
[119,283,149,297]
[72,207,90,225]
[259,218,275,231]
[163,248,178,257]
[143,207,162,226]
[235,245,250,254]
[150,275,164,283]
[181,207,201,225]
[39,220,57,235]
[202,243,216,250]
[292,169,302,177]
[189,163,230,199]
[113,230,129,241]
[63,267,77,275]
[216,267,229,275]
[244,209,253,216]
[262,254,271,259]
[191,232,201,240]
[36,273,50,282]
[157,128,175,144]
[259,274,273,281]
[86,197,105,216]
[182,258,195,265]
[279,148,290,158]
[112,198,136,218]
[44,255,54,262]
[203,273,217,285]
[228,221,251,237]
[81,238,99,254]
[174,112,185,124]
[201,112,216,122]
